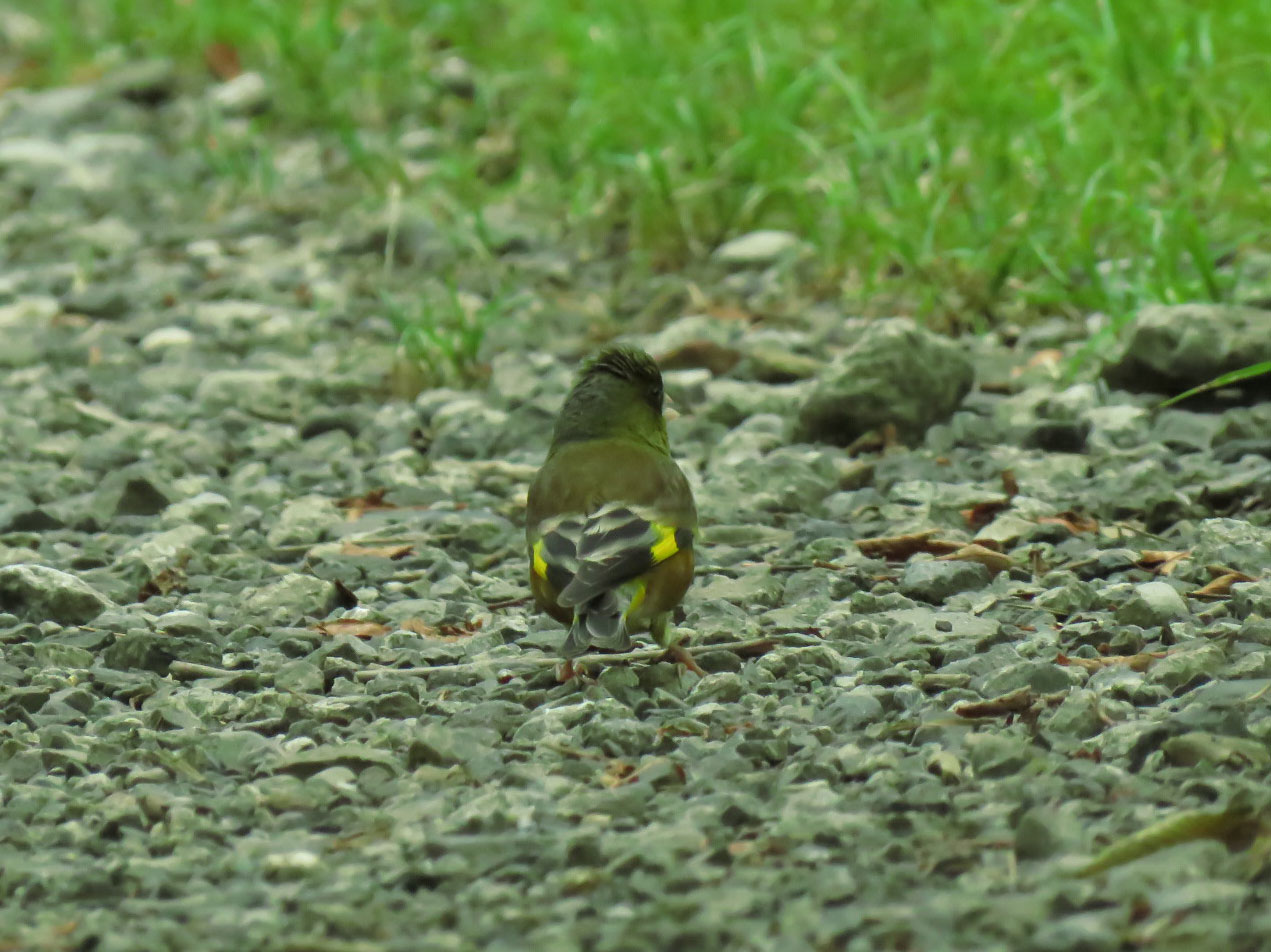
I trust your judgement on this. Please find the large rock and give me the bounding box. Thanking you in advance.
[794,318,974,445]
[0,564,115,624]
[238,574,338,627]
[1102,303,1271,396]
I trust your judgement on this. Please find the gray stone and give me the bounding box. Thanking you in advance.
[1113,580,1190,627]
[700,378,805,428]
[161,492,233,530]
[139,326,195,354]
[1161,731,1271,769]
[688,673,745,704]
[154,610,215,637]
[1102,303,1271,395]
[1013,807,1064,860]
[195,369,297,418]
[238,575,338,626]
[99,471,172,517]
[694,570,786,610]
[1147,644,1227,692]
[1033,580,1097,616]
[102,630,219,674]
[100,58,178,104]
[115,525,210,587]
[795,318,974,445]
[1214,404,1271,445]
[1190,519,1271,575]
[1239,618,1271,646]
[0,564,114,624]
[899,560,991,603]
[266,495,343,549]
[1045,689,1104,738]
[62,283,131,319]
[979,661,1075,696]
[700,444,844,517]
[427,397,509,459]
[737,345,822,383]
[432,55,476,98]
[210,71,270,115]
[1232,250,1271,306]
[963,732,1033,777]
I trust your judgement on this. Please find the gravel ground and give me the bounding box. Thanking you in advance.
[3,67,1271,952]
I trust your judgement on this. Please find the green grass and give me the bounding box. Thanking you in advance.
[13,0,1271,330]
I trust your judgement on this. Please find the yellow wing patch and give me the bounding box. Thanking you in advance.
[625,577,648,620]
[649,523,681,563]
[531,539,549,579]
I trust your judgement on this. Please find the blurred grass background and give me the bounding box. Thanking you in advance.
[10,0,1271,330]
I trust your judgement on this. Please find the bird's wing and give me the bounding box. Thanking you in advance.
[530,515,584,597]
[556,502,693,608]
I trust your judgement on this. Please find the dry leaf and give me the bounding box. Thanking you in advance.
[204,42,242,80]
[1138,549,1190,575]
[937,543,1014,574]
[599,760,637,788]
[656,340,743,375]
[1056,651,1164,673]
[438,618,483,639]
[1037,510,1099,534]
[340,541,414,560]
[1191,571,1256,599]
[138,559,190,601]
[315,619,390,639]
[961,499,1012,529]
[845,429,887,455]
[703,302,756,323]
[1076,803,1267,878]
[1010,348,1064,377]
[954,688,1035,719]
[880,422,901,451]
[399,618,437,637]
[1001,469,1020,498]
[856,529,961,560]
[389,617,485,641]
[336,488,397,521]
[978,380,1016,394]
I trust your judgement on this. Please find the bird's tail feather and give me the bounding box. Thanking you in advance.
[561,592,631,657]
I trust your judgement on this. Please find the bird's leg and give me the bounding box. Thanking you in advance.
[652,616,706,677]
[667,642,706,677]
[556,658,600,684]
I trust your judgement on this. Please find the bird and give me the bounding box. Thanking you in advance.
[526,345,701,679]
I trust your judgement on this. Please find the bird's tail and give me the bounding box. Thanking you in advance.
[561,591,632,657]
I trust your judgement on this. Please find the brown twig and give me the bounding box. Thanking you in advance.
[168,661,242,681]
[486,595,534,610]
[353,635,803,683]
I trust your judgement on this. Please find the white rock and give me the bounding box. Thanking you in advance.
[210,71,270,115]
[139,326,195,353]
[713,230,801,266]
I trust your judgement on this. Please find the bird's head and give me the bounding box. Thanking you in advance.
[550,345,669,450]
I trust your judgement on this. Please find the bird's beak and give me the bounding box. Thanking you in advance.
[663,393,681,421]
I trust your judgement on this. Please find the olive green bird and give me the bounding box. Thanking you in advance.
[526,346,701,677]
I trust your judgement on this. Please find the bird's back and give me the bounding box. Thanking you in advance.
[526,436,696,648]
[526,438,696,531]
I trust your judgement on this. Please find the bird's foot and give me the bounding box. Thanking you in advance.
[556,659,578,682]
[664,643,706,677]
[556,659,598,684]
